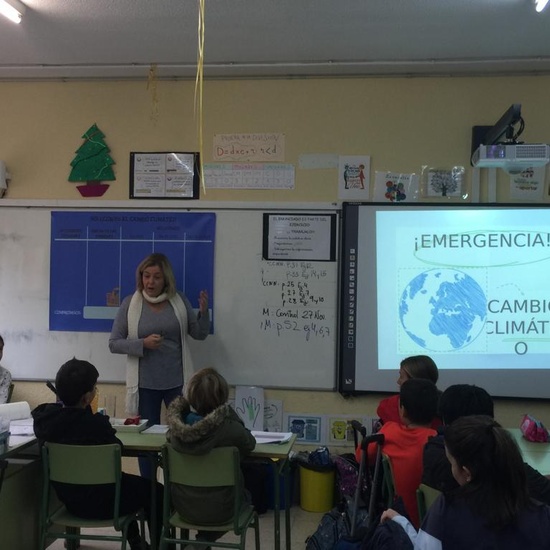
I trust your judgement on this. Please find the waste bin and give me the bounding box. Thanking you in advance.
[299,462,335,513]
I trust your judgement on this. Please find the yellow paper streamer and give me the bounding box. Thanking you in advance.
[195,0,206,194]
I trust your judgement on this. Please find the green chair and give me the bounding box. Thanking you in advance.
[160,444,260,550]
[40,442,146,550]
[416,483,442,523]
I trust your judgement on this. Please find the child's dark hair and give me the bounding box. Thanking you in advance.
[445,415,531,529]
[186,367,229,417]
[399,378,439,425]
[0,334,4,347]
[439,384,494,426]
[55,358,98,407]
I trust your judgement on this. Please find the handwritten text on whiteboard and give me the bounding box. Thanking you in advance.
[259,260,334,342]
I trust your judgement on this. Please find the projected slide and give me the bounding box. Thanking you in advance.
[378,208,550,364]
[339,203,550,398]
[50,211,215,332]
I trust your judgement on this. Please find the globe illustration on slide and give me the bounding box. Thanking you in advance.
[399,269,487,352]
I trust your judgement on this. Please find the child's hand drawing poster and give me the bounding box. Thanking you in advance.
[235,386,264,430]
[338,155,371,200]
[373,171,419,203]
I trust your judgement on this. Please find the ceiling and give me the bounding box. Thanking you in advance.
[1,0,550,81]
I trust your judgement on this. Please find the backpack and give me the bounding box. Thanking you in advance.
[305,506,350,550]
[306,497,369,550]
[333,454,367,501]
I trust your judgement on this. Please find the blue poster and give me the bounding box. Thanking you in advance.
[50,211,216,332]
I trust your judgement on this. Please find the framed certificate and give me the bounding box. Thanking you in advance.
[129,152,200,199]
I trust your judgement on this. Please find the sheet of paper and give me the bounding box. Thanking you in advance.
[252,431,292,444]
[9,424,35,436]
[142,424,169,434]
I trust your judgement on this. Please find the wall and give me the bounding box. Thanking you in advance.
[2,75,550,444]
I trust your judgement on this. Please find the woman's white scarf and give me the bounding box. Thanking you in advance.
[125,290,190,415]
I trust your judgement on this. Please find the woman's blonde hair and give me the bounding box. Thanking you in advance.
[186,367,229,416]
[135,253,177,296]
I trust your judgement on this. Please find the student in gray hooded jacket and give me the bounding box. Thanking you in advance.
[166,367,255,546]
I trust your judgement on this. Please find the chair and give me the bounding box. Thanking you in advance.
[160,444,260,550]
[40,442,146,550]
[416,483,442,523]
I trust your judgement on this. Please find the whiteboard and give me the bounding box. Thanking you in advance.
[0,204,338,389]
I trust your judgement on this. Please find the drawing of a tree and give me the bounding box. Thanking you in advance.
[68,123,115,197]
[429,170,457,197]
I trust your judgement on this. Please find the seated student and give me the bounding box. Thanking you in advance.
[358,378,439,528]
[166,367,256,547]
[0,334,13,404]
[382,415,550,549]
[377,355,441,428]
[32,358,162,550]
[422,383,550,505]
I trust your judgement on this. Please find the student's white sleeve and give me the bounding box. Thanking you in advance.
[392,516,442,550]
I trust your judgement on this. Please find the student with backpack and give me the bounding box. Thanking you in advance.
[357,378,439,528]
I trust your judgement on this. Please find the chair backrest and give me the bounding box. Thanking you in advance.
[42,442,126,530]
[44,442,121,485]
[162,444,242,531]
[164,444,239,488]
[416,483,442,523]
[381,454,395,508]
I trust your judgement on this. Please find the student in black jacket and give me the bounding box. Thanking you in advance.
[32,357,163,550]
[422,383,550,505]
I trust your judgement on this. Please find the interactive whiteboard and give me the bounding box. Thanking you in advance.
[339,202,550,399]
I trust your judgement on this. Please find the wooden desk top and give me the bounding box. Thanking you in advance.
[118,430,297,460]
[509,428,550,476]
[3,435,37,459]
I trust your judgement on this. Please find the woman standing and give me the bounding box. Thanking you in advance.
[0,334,13,404]
[109,253,210,473]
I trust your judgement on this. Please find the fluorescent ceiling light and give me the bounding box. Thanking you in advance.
[535,0,549,12]
[0,0,25,24]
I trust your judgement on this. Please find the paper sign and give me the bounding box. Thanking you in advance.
[235,386,265,430]
[213,133,285,162]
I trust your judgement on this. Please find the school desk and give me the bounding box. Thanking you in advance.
[118,430,297,550]
[0,436,42,549]
[509,428,550,476]
[3,434,38,458]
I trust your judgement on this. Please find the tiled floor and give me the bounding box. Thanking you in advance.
[47,506,325,549]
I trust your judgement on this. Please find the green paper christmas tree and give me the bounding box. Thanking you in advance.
[68,123,115,197]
